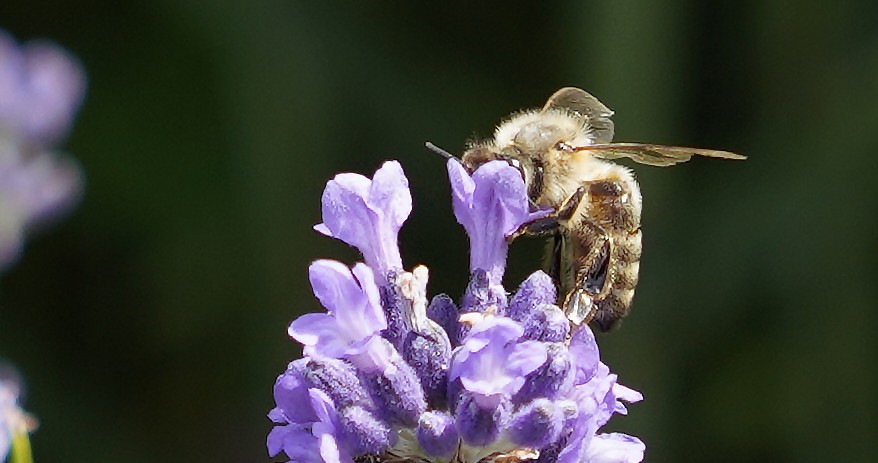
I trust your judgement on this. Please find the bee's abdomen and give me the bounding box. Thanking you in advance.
[577,178,642,332]
[590,232,641,332]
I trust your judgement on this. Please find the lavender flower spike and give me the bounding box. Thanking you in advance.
[315,161,411,280]
[270,159,644,463]
[447,159,547,286]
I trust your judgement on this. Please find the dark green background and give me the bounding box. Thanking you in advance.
[1,2,876,462]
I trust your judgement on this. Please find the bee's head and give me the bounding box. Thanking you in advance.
[461,144,544,204]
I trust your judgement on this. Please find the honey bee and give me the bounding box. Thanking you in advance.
[439,87,745,331]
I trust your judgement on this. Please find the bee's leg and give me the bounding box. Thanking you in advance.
[563,231,610,326]
[563,288,595,326]
[508,186,587,241]
[547,234,563,283]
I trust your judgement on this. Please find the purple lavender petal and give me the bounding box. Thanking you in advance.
[273,361,320,424]
[368,161,411,235]
[267,424,322,463]
[569,324,601,383]
[555,404,599,463]
[316,162,410,276]
[309,389,356,463]
[583,433,645,463]
[289,313,351,359]
[447,159,547,286]
[268,386,355,463]
[612,383,644,407]
[417,411,458,458]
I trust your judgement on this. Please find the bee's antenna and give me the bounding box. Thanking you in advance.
[425,141,457,160]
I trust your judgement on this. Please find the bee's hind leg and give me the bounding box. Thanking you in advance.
[563,288,596,326]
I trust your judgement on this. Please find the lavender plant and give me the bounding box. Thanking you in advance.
[268,160,645,463]
[0,30,86,270]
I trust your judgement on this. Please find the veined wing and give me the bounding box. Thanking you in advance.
[543,87,615,144]
[577,143,747,167]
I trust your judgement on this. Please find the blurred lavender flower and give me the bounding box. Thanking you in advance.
[269,160,644,463]
[0,369,35,462]
[0,30,86,270]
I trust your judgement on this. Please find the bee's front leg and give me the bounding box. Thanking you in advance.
[508,186,587,241]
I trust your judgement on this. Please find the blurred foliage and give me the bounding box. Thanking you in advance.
[1,1,877,462]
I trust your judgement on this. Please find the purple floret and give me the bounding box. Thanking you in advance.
[447,159,547,287]
[315,161,411,280]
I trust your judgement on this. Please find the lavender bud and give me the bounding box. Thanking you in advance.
[363,354,427,427]
[301,357,372,410]
[507,271,556,321]
[458,269,506,341]
[337,405,395,455]
[401,326,451,410]
[521,303,569,342]
[417,411,458,458]
[514,343,575,403]
[508,398,565,448]
[427,294,459,346]
[460,269,507,313]
[455,393,510,447]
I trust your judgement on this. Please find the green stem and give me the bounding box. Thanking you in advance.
[10,429,33,463]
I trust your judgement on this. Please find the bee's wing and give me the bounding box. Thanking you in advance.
[543,87,615,144]
[579,143,747,167]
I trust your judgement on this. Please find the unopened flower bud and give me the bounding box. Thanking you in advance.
[417,411,458,458]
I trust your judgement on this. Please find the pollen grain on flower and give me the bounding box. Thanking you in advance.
[268,160,644,463]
